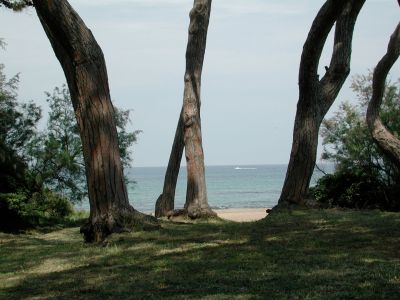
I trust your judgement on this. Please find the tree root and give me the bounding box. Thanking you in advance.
[80,207,160,243]
[155,193,174,218]
[164,207,217,220]
[270,197,323,215]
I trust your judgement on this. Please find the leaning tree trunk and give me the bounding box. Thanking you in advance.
[278,0,365,206]
[33,0,158,242]
[162,0,215,219]
[155,111,185,217]
[367,23,400,170]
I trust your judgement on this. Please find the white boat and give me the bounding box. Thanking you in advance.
[234,167,257,170]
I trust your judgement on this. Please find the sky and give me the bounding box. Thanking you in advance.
[0,0,399,167]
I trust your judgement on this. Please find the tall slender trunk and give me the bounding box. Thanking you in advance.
[279,0,365,205]
[182,0,215,218]
[33,0,158,242]
[157,0,215,219]
[367,23,400,170]
[155,111,184,217]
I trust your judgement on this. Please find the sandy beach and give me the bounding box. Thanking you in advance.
[215,208,268,222]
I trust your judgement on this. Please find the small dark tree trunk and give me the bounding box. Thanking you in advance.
[155,111,184,217]
[367,23,400,169]
[279,0,365,205]
[33,0,158,242]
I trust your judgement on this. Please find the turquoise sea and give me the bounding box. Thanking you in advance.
[114,164,333,213]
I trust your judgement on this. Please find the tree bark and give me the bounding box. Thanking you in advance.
[367,23,400,170]
[279,0,365,205]
[155,110,185,217]
[157,0,215,219]
[33,0,159,242]
[182,0,215,218]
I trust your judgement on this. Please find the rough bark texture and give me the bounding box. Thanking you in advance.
[33,0,158,242]
[155,111,184,217]
[367,23,400,170]
[278,0,365,206]
[163,0,215,219]
[182,0,216,218]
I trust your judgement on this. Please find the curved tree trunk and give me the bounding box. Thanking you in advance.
[33,0,158,242]
[279,0,365,205]
[367,23,400,170]
[161,0,215,219]
[155,111,184,217]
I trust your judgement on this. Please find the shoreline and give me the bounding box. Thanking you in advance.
[214,208,268,222]
[76,207,269,222]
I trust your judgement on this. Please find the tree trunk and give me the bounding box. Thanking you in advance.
[158,0,215,219]
[280,107,321,205]
[155,111,184,217]
[182,0,215,218]
[33,0,159,242]
[279,0,365,205]
[367,23,400,170]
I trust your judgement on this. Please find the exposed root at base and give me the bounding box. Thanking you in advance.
[80,208,160,243]
[154,193,174,218]
[270,197,323,215]
[165,208,217,220]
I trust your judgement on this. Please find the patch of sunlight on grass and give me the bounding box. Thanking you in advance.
[307,269,345,277]
[389,276,400,284]
[264,236,282,242]
[329,253,349,260]
[125,242,158,252]
[157,239,245,256]
[29,258,83,275]
[349,226,372,234]
[310,219,329,225]
[2,208,400,299]
[44,229,81,240]
[363,258,385,264]
[103,243,122,255]
[359,281,373,288]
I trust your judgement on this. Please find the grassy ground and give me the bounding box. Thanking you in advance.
[1,209,400,299]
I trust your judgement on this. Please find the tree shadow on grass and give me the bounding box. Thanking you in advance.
[2,209,400,299]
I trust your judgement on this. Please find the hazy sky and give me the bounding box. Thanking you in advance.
[1,0,399,167]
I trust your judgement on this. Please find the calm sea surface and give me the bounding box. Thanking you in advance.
[76,164,331,212]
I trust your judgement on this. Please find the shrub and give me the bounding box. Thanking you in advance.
[0,189,73,232]
[314,73,400,211]
[311,171,400,211]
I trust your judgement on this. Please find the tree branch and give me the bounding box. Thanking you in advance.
[320,0,365,114]
[366,22,400,169]
[298,0,348,91]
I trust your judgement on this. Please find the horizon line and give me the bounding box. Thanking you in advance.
[131,162,333,168]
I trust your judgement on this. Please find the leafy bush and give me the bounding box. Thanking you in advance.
[311,172,400,211]
[0,189,73,232]
[28,85,140,203]
[313,73,400,210]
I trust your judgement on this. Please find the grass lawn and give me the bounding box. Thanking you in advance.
[1,208,400,299]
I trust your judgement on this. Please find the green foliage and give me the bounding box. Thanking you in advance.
[311,172,400,210]
[115,106,141,168]
[1,45,138,231]
[29,85,140,203]
[313,73,400,209]
[0,0,32,11]
[28,86,86,202]
[0,190,73,232]
[0,59,41,194]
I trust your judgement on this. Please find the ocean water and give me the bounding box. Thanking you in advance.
[117,164,332,212]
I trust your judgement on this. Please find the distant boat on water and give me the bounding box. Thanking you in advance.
[234,167,257,170]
